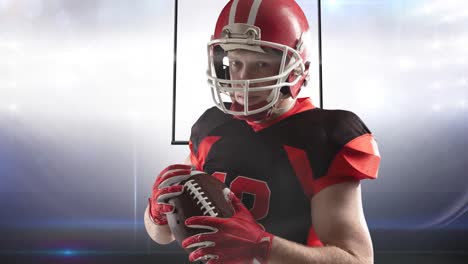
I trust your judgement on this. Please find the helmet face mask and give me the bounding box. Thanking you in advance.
[206,0,311,120]
[207,40,305,116]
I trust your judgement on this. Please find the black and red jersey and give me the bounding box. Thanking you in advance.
[189,97,380,246]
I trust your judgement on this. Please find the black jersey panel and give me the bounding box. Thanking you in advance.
[324,110,372,148]
[190,106,233,156]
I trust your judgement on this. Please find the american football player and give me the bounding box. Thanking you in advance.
[145,0,380,263]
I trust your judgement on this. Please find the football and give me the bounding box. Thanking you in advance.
[166,172,234,252]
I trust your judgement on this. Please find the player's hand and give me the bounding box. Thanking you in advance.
[148,164,193,225]
[182,191,274,264]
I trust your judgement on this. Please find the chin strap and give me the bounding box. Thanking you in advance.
[266,96,295,119]
[231,94,296,123]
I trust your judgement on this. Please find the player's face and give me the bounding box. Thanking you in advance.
[227,49,282,106]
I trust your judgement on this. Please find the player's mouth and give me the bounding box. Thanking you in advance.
[235,95,261,105]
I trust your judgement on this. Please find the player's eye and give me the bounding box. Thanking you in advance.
[230,60,240,66]
[229,60,242,71]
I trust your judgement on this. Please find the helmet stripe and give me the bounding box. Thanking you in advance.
[247,0,262,25]
[229,0,240,24]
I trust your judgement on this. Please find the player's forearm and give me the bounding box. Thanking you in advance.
[268,236,373,264]
[144,206,175,245]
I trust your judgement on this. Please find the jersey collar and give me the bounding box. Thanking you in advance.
[242,97,316,132]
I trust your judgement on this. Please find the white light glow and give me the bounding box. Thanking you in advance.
[453,35,468,53]
[440,10,468,24]
[397,57,415,71]
[0,0,10,10]
[5,60,17,70]
[124,110,143,122]
[352,79,387,110]
[7,103,18,113]
[456,78,467,86]
[431,104,442,112]
[413,0,468,17]
[426,40,442,50]
[430,81,442,90]
[0,35,169,121]
[326,0,340,8]
[431,60,442,69]
[2,40,20,51]
[419,37,465,58]
[459,99,467,109]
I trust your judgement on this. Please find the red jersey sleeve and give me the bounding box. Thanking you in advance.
[314,133,380,195]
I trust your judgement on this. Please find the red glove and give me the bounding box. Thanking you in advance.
[148,164,193,225]
[182,191,274,264]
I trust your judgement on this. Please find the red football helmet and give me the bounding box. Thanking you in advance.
[207,0,311,119]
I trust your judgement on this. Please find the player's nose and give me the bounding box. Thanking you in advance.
[237,65,256,80]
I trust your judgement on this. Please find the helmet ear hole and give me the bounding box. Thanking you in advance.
[280,86,290,96]
[304,61,311,72]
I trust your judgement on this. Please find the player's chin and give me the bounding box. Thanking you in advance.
[233,97,271,109]
[234,96,265,106]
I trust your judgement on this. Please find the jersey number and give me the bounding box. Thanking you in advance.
[212,172,270,220]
